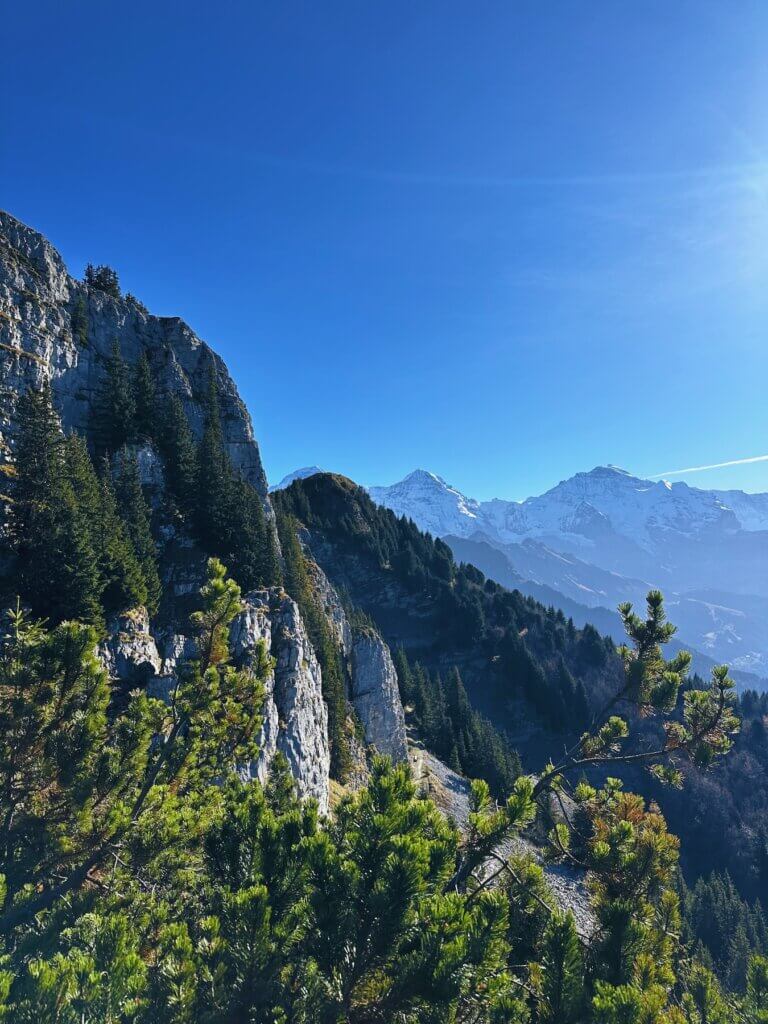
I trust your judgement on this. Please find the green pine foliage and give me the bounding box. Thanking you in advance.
[84,262,121,297]
[682,871,768,992]
[9,387,161,626]
[69,294,88,346]
[193,373,282,591]
[95,459,149,615]
[0,560,764,1022]
[11,386,103,626]
[538,911,584,1023]
[158,393,199,515]
[113,448,162,616]
[277,511,352,781]
[91,339,137,455]
[132,351,157,442]
[394,649,522,798]
[63,439,148,616]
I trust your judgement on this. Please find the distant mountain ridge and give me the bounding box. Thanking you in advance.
[269,466,325,492]
[370,466,768,548]
[366,466,768,681]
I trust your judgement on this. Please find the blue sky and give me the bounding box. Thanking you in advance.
[2,1,767,500]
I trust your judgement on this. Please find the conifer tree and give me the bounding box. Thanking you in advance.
[132,351,157,442]
[61,438,147,616]
[194,373,282,591]
[70,294,88,346]
[84,263,121,298]
[12,387,103,625]
[445,665,472,729]
[95,461,148,615]
[158,393,198,516]
[0,558,270,940]
[746,956,768,1021]
[538,911,584,1023]
[195,371,232,550]
[91,339,136,454]
[113,448,162,615]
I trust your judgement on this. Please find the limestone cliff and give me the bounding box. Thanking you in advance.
[0,210,410,815]
[0,211,267,492]
[309,558,408,765]
[350,631,408,764]
[104,585,331,813]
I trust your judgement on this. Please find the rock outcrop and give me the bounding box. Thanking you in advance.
[309,557,409,765]
[231,589,331,813]
[0,211,267,494]
[98,589,332,814]
[350,630,408,763]
[0,211,407,811]
[101,606,162,688]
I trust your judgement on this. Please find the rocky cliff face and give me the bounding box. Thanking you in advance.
[350,631,408,763]
[0,211,267,493]
[0,211,411,812]
[104,585,332,812]
[309,558,408,765]
[231,590,331,812]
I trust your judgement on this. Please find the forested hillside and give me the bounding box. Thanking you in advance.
[272,473,608,743]
[275,473,768,958]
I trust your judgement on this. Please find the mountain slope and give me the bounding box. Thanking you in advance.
[0,211,269,495]
[273,472,617,759]
[369,466,768,679]
[269,465,325,492]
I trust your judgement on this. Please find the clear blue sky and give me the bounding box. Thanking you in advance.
[2,1,767,499]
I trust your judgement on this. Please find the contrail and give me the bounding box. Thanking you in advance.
[651,454,768,478]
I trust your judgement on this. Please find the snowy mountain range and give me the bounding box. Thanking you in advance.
[367,467,768,681]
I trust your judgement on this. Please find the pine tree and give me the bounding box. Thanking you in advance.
[445,666,472,731]
[70,294,88,346]
[158,393,198,516]
[133,351,157,442]
[193,373,281,591]
[195,371,232,550]
[62,439,147,616]
[746,956,768,1021]
[12,387,103,625]
[113,448,162,615]
[91,339,136,454]
[95,460,148,615]
[392,647,415,705]
[84,263,121,297]
[539,911,584,1023]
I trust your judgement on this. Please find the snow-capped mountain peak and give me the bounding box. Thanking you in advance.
[368,464,768,560]
[366,465,768,677]
[269,466,325,492]
[368,470,482,538]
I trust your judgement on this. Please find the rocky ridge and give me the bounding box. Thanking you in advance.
[0,210,267,492]
[0,211,412,815]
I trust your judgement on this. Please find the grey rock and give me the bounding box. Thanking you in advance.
[101,606,162,687]
[350,631,408,763]
[0,210,268,496]
[309,559,352,656]
[232,589,331,813]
